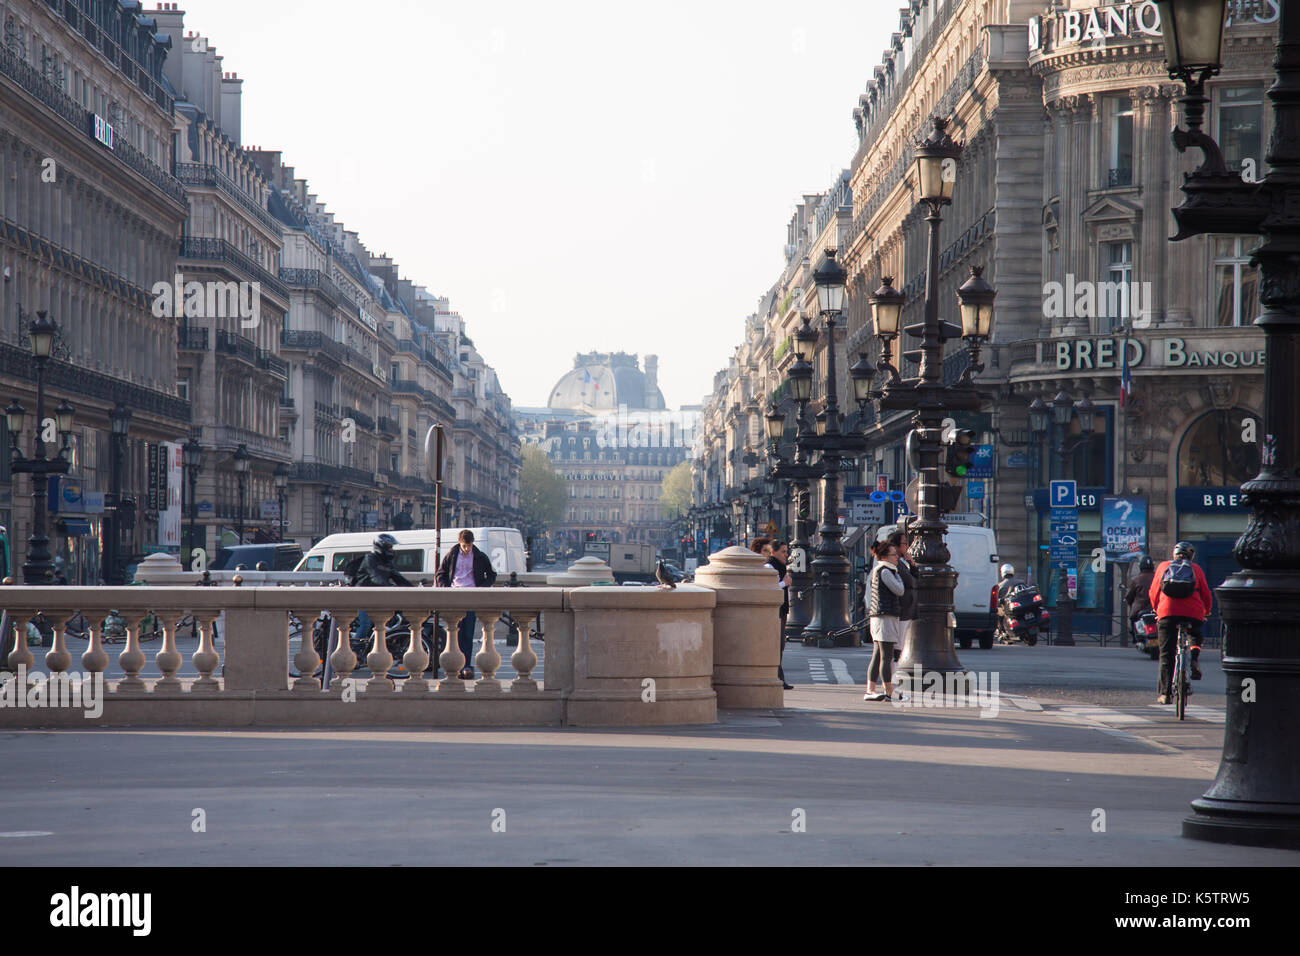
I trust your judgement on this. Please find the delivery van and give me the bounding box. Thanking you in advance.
[294,527,527,580]
[875,522,1000,649]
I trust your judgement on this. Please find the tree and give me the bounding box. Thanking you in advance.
[659,460,692,521]
[520,444,567,537]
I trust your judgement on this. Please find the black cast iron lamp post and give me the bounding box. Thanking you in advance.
[321,488,333,537]
[7,311,74,584]
[1148,0,1300,849]
[183,436,202,569]
[233,444,250,544]
[795,249,870,648]
[274,463,289,543]
[873,116,997,681]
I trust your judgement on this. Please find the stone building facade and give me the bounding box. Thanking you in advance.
[0,0,189,583]
[694,0,1277,636]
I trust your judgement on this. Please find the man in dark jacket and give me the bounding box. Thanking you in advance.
[346,533,414,655]
[1124,556,1155,621]
[435,530,497,679]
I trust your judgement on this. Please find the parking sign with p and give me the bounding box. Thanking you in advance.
[1050,480,1077,508]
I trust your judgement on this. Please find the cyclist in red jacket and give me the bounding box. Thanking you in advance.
[1148,541,1213,705]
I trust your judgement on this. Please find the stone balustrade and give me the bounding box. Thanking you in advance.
[0,550,784,728]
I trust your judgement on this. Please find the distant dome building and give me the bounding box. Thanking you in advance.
[548,352,665,413]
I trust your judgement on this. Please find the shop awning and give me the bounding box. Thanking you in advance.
[59,519,92,536]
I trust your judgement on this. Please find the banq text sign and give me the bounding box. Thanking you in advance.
[1029,1,1279,52]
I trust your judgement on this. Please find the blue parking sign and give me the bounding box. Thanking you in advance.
[1050,480,1077,508]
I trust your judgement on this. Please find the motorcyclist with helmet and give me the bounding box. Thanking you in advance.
[346,533,415,661]
[1124,556,1156,621]
[995,564,1020,643]
[1149,541,1212,704]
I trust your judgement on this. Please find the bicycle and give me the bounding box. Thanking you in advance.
[1173,622,1193,721]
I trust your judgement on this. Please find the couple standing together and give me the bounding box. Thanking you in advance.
[864,529,915,702]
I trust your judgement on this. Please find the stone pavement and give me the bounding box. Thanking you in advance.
[0,684,1293,866]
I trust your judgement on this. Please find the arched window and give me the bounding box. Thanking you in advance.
[1177,408,1260,487]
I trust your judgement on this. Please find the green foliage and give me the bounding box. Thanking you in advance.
[659,460,693,521]
[520,444,567,536]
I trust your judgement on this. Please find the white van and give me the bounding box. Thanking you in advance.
[294,527,527,581]
[875,522,1000,649]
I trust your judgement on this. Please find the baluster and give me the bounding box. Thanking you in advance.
[191,613,222,693]
[400,608,430,693]
[154,612,183,693]
[118,612,149,690]
[80,613,108,676]
[365,607,395,692]
[290,609,321,693]
[474,611,503,693]
[509,611,539,691]
[8,613,36,673]
[328,608,358,689]
[43,610,73,675]
[436,611,467,693]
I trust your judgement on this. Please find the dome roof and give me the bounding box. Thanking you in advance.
[548,352,665,412]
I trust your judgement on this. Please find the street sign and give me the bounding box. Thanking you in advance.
[967,445,994,479]
[1007,451,1029,469]
[1050,480,1077,508]
[944,512,986,526]
[966,479,985,500]
[851,499,885,524]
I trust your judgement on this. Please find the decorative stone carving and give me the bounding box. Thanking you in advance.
[1203,377,1235,410]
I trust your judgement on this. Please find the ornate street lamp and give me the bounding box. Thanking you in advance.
[1145,0,1300,849]
[875,116,998,681]
[1027,397,1050,437]
[274,462,290,543]
[7,311,74,584]
[321,487,334,539]
[233,444,250,544]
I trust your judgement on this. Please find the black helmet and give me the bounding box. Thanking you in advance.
[373,533,398,557]
[1139,556,1154,572]
[1173,541,1195,560]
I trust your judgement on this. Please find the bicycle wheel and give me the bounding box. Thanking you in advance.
[1175,649,1187,721]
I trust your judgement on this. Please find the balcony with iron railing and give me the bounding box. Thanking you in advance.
[282,329,347,365]
[1106,167,1135,188]
[0,39,182,203]
[340,407,376,431]
[258,348,289,378]
[314,401,339,421]
[178,326,209,351]
[174,163,283,237]
[178,237,290,301]
[378,416,400,437]
[215,329,257,364]
[279,268,342,307]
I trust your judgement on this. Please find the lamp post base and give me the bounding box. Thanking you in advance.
[895,563,966,684]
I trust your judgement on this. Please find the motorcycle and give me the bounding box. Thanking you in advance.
[1131,611,1159,659]
[311,611,442,679]
[998,584,1048,647]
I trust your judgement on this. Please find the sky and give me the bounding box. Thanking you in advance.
[174,0,896,409]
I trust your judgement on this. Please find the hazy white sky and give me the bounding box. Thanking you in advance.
[176,0,895,409]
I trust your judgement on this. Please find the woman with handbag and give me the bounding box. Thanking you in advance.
[864,539,908,702]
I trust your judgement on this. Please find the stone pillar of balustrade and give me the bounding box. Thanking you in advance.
[545,556,615,587]
[693,546,785,709]
[564,584,716,726]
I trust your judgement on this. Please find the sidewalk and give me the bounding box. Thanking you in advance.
[0,685,1291,866]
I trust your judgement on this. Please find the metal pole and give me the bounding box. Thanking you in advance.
[21,359,52,584]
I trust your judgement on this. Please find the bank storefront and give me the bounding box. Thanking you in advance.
[1005,328,1262,639]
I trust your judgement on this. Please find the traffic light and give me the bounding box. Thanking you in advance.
[945,429,975,479]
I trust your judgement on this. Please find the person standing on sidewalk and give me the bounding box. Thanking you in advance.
[436,529,497,679]
[765,540,794,691]
[864,539,908,702]
[886,529,916,664]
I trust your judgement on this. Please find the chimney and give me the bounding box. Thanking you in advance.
[221,71,243,145]
[644,354,659,409]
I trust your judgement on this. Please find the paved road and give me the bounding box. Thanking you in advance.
[0,691,1286,866]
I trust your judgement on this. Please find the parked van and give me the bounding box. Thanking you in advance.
[876,522,1000,649]
[294,527,527,580]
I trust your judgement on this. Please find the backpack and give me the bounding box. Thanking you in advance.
[1160,559,1196,599]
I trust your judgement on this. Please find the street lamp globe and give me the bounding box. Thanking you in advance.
[765,404,786,443]
[956,265,997,339]
[813,249,847,315]
[321,488,334,508]
[5,400,25,439]
[110,403,130,436]
[788,356,814,404]
[913,116,962,205]
[234,444,251,474]
[849,352,874,404]
[274,462,290,490]
[1157,0,1228,76]
[55,400,73,437]
[794,317,818,358]
[1075,395,1096,437]
[1051,391,1075,427]
[1028,397,1050,436]
[869,276,905,340]
[27,312,55,360]
[814,409,828,436]
[183,437,202,471]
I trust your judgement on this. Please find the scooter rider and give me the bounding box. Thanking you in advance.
[348,533,414,649]
[995,564,1020,641]
[1124,556,1156,622]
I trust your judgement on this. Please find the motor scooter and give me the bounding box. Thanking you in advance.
[1131,610,1159,659]
[999,584,1048,646]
